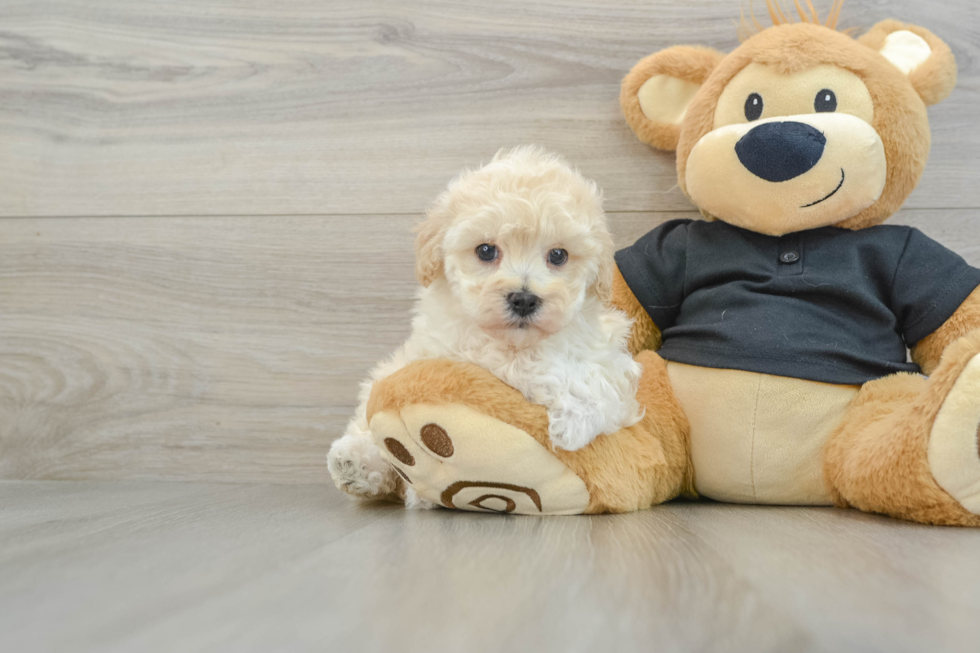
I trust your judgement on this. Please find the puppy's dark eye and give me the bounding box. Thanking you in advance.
[744,93,763,121]
[476,243,498,262]
[814,89,837,113]
[548,248,568,266]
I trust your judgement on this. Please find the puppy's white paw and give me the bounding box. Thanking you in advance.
[327,433,398,498]
[547,398,605,451]
[404,486,440,510]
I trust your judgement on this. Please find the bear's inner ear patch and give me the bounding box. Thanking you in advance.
[879,30,932,74]
[638,75,702,125]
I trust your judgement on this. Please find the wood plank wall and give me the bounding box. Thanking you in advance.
[2,0,978,483]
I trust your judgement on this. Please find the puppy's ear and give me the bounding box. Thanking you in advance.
[589,228,616,305]
[414,198,452,287]
[859,20,957,106]
[620,46,724,151]
[592,259,614,304]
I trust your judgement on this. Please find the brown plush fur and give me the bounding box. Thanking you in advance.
[912,286,980,375]
[367,353,693,514]
[858,19,957,107]
[620,46,724,151]
[825,330,980,526]
[667,22,933,232]
[613,11,980,524]
[612,265,662,355]
[757,0,846,31]
[370,10,978,523]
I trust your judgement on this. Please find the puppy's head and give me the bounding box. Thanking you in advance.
[415,146,613,345]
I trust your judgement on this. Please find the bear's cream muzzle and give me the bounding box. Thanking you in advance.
[685,113,887,236]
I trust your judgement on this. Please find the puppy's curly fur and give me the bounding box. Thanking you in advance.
[328,146,642,506]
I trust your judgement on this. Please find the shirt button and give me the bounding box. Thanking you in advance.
[779,251,800,264]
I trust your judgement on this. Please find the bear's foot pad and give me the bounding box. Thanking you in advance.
[930,352,980,514]
[370,403,590,515]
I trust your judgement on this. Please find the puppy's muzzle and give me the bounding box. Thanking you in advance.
[507,290,540,318]
[735,121,826,182]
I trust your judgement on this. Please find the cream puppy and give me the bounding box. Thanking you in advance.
[328,146,643,508]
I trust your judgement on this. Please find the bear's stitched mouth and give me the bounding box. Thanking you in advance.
[801,168,845,208]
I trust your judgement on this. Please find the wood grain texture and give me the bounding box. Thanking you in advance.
[0,211,679,483]
[3,3,980,648]
[1,210,977,483]
[1,0,978,217]
[2,480,980,653]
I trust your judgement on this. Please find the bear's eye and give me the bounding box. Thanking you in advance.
[814,89,837,113]
[547,248,568,267]
[744,93,763,121]
[476,243,498,262]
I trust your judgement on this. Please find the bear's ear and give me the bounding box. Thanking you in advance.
[859,19,957,106]
[620,46,724,151]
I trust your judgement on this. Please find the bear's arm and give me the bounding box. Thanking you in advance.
[911,286,980,375]
[612,263,662,355]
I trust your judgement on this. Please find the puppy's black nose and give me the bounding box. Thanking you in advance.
[507,291,540,318]
[735,121,826,182]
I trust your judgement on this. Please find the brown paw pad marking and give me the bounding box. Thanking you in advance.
[468,495,516,513]
[388,463,411,484]
[441,481,542,513]
[420,423,453,457]
[384,438,415,466]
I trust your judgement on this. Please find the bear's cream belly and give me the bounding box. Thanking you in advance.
[666,362,860,505]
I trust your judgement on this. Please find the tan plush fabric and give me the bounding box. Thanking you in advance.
[711,62,874,127]
[621,22,952,232]
[366,353,692,514]
[912,286,980,374]
[612,266,661,355]
[371,404,591,515]
[620,46,725,151]
[637,75,701,126]
[365,325,980,523]
[929,354,980,513]
[667,362,858,505]
[367,14,980,525]
[824,329,980,526]
[684,112,886,236]
[878,30,932,75]
[858,19,957,107]
[669,23,934,233]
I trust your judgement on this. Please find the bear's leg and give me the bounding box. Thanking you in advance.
[824,330,980,526]
[366,350,692,514]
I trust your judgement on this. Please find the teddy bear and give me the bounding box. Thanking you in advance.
[361,5,980,525]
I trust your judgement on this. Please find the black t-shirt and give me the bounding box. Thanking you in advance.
[615,219,980,384]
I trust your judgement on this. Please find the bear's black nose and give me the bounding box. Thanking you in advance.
[507,290,540,318]
[735,121,826,182]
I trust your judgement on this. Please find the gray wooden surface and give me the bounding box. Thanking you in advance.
[1,480,979,653]
[1,0,979,218]
[2,210,978,483]
[2,2,980,650]
[2,0,980,482]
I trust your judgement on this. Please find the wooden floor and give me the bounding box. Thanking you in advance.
[2,1,980,651]
[2,480,980,653]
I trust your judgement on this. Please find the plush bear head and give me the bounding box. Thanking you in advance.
[620,3,957,236]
